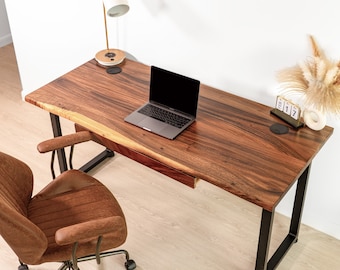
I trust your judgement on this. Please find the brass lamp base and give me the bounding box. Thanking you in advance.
[95,48,126,67]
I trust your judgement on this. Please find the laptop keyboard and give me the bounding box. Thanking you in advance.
[138,104,191,128]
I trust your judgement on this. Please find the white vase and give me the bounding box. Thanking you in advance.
[303,108,327,131]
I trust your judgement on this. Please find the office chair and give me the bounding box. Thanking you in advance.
[0,137,136,270]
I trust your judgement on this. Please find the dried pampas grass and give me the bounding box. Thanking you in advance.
[277,35,340,115]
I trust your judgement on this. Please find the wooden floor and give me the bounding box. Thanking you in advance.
[0,44,339,270]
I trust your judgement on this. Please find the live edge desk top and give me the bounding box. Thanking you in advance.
[25,58,333,213]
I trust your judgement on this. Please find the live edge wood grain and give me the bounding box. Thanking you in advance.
[75,124,198,188]
[25,59,333,212]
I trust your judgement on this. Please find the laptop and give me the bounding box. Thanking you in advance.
[124,66,200,139]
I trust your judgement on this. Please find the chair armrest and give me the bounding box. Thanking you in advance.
[55,216,125,245]
[37,131,93,153]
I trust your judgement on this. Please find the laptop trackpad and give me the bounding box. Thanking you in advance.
[139,118,167,132]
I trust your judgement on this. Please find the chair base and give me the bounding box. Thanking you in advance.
[77,249,136,270]
[18,249,136,270]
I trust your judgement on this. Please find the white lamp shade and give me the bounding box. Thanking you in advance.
[103,0,129,17]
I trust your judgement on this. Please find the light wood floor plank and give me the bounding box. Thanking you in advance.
[0,44,339,270]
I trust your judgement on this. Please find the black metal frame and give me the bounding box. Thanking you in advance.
[50,113,312,270]
[50,114,68,172]
[49,113,114,174]
[255,165,310,270]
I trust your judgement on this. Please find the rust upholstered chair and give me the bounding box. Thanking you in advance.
[0,134,136,270]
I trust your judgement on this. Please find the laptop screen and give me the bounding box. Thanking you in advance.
[149,66,200,116]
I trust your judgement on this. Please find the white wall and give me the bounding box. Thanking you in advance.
[4,0,107,95]
[0,0,11,46]
[5,0,340,239]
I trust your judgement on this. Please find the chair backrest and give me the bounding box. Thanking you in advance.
[0,152,48,264]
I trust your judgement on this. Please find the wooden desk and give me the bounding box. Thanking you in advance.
[26,59,333,269]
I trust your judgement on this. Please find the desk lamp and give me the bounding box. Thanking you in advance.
[95,0,129,73]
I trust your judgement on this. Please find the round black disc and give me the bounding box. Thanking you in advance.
[106,66,122,74]
[270,123,289,134]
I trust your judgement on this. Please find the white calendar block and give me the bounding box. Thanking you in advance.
[290,105,300,120]
[276,96,285,111]
[283,100,292,115]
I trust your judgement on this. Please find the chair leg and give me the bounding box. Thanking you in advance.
[58,261,75,270]
[71,242,79,270]
[18,260,75,270]
[77,249,136,270]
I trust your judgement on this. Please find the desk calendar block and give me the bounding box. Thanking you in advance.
[283,100,292,115]
[270,96,304,128]
[290,105,300,120]
[276,96,285,111]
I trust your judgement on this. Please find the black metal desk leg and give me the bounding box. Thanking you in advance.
[256,165,311,270]
[289,165,310,239]
[255,209,274,270]
[49,113,68,173]
[79,148,114,173]
[268,165,311,269]
[49,113,114,174]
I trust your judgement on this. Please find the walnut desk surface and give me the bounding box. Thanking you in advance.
[25,59,332,211]
[26,58,333,269]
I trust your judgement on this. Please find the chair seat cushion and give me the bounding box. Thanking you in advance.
[28,170,127,264]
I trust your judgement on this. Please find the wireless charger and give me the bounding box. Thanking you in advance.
[270,123,289,134]
[107,66,122,74]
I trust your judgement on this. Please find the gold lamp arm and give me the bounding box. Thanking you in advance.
[103,3,109,51]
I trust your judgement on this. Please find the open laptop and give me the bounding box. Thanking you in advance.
[124,66,200,139]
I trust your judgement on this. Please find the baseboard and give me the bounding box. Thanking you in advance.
[0,33,12,47]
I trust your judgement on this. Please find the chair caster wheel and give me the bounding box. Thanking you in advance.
[125,259,136,270]
[18,265,29,270]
